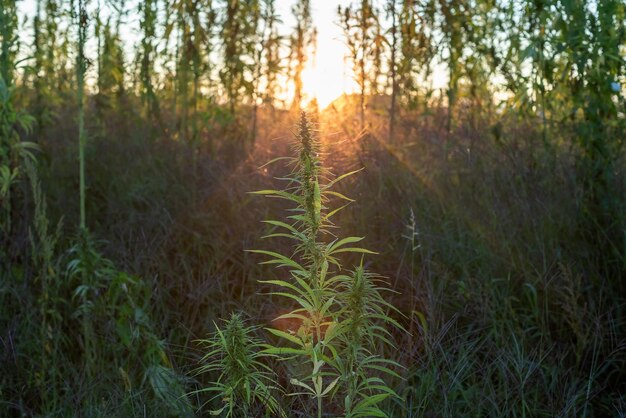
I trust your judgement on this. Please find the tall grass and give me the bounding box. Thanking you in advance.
[3,96,624,416]
[326,102,626,416]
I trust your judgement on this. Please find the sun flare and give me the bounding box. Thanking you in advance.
[301,45,352,109]
[299,1,355,109]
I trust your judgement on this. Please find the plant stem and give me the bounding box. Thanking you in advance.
[77,0,86,230]
[317,394,322,418]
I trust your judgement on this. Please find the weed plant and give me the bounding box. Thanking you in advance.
[196,112,402,417]
[194,313,283,417]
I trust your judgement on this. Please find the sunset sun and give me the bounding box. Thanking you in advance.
[275,0,355,109]
[300,2,354,108]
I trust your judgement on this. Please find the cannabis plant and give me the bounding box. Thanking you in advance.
[339,1,384,131]
[252,112,402,417]
[194,313,283,417]
[0,17,37,258]
[74,0,88,230]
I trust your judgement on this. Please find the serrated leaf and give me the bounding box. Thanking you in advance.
[265,327,303,346]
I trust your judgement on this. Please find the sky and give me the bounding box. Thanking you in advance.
[284,0,355,107]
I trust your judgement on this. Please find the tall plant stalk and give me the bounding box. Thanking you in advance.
[77,0,87,231]
[290,0,314,111]
[339,0,383,131]
[386,0,398,143]
[74,0,94,384]
[252,112,401,417]
[0,0,17,239]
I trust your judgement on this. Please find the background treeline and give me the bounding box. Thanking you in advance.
[1,0,625,416]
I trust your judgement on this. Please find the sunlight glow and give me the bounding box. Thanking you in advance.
[291,1,355,109]
[18,0,448,109]
[301,52,352,109]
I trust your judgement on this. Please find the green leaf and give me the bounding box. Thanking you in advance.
[262,220,302,236]
[290,378,314,394]
[321,376,340,396]
[209,406,226,416]
[327,236,365,254]
[324,168,363,189]
[265,327,303,346]
[331,247,377,255]
[250,189,301,204]
[261,233,300,241]
[262,346,306,356]
[324,190,355,202]
[354,393,391,409]
[259,156,294,168]
[270,291,314,310]
[247,250,305,271]
[313,179,321,223]
[325,203,351,220]
[260,279,311,300]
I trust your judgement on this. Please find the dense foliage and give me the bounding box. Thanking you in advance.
[1,0,625,416]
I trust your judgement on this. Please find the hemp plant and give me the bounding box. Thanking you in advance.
[194,313,283,417]
[251,112,402,417]
[0,0,37,257]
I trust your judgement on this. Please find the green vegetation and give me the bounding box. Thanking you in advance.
[246,112,401,416]
[1,0,625,416]
[195,313,283,417]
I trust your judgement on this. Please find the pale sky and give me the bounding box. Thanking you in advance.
[285,0,356,107]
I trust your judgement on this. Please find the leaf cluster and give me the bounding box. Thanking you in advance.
[250,112,403,417]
